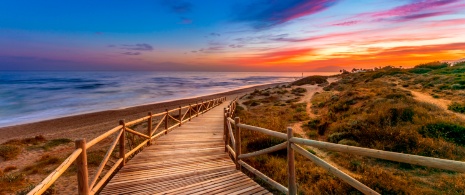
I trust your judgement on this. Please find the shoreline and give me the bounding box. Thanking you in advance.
[0,82,286,143]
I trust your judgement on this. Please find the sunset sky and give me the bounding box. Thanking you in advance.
[1,0,464,71]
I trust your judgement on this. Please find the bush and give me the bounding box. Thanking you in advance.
[291,87,307,94]
[419,122,465,145]
[328,132,354,143]
[0,145,21,160]
[292,76,328,86]
[409,68,432,74]
[451,84,465,90]
[415,61,449,70]
[448,102,465,113]
[42,138,72,150]
[307,118,321,129]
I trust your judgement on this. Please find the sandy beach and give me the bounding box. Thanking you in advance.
[0,83,283,144]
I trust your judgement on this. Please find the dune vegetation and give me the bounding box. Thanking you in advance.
[235,62,465,194]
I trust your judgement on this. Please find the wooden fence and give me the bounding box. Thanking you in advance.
[224,99,465,195]
[28,97,226,195]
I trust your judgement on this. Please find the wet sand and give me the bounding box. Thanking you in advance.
[0,83,285,143]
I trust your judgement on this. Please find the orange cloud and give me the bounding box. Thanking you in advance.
[219,42,465,71]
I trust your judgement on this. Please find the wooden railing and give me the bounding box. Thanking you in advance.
[223,99,465,195]
[28,97,226,195]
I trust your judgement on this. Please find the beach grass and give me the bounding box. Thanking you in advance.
[235,64,465,193]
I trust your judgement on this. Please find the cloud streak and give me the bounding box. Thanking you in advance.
[162,0,192,13]
[360,0,463,22]
[234,0,339,28]
[120,43,153,51]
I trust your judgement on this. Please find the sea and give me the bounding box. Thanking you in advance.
[0,71,336,127]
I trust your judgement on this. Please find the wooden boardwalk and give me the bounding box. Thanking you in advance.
[101,102,271,195]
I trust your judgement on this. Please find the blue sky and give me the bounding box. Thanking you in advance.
[1,0,464,71]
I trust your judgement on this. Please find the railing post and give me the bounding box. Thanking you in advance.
[75,139,90,195]
[224,108,228,152]
[234,117,241,171]
[196,102,200,117]
[189,104,192,121]
[165,109,168,134]
[119,120,126,167]
[179,106,182,126]
[287,127,297,195]
[147,112,152,146]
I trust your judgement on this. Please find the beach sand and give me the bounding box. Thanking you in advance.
[0,83,283,144]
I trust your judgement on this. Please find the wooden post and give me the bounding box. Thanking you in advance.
[234,117,241,171]
[119,120,126,167]
[179,106,182,126]
[196,102,200,117]
[189,104,192,121]
[75,139,90,195]
[147,112,152,146]
[287,127,297,195]
[164,109,168,134]
[224,108,228,152]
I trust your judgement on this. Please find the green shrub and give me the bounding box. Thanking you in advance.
[415,61,449,70]
[307,118,321,129]
[409,68,432,74]
[291,87,307,94]
[0,145,21,160]
[448,102,465,113]
[328,132,354,143]
[292,76,327,86]
[42,138,72,150]
[419,122,465,145]
[451,84,465,90]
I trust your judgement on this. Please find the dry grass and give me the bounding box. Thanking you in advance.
[236,67,465,194]
[0,145,22,160]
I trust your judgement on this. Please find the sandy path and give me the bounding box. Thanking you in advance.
[290,77,361,178]
[401,87,465,121]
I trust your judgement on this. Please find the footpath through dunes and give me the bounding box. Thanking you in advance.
[101,101,271,195]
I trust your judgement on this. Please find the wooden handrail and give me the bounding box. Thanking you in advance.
[238,160,288,194]
[30,96,225,195]
[86,125,122,149]
[239,141,287,159]
[290,137,465,172]
[235,123,287,139]
[125,127,151,139]
[227,120,236,147]
[90,158,123,194]
[167,113,180,122]
[28,149,82,195]
[125,116,150,126]
[291,144,379,195]
[150,115,165,136]
[89,130,123,188]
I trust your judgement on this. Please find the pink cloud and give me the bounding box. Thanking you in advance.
[331,20,359,26]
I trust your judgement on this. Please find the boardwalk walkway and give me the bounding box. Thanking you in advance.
[101,102,271,194]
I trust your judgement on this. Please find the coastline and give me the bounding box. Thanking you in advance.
[0,82,285,143]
